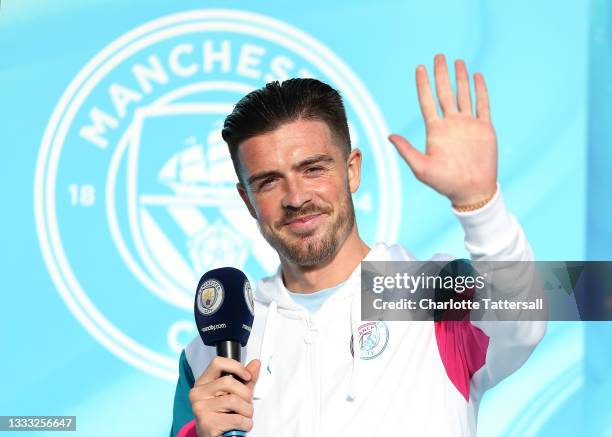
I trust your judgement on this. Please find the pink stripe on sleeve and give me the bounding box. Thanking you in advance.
[434,320,489,401]
[177,419,197,437]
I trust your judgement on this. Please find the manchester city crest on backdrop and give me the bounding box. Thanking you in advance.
[34,9,401,379]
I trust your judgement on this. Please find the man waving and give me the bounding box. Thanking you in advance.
[170,54,545,437]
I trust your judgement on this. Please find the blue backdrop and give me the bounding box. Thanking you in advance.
[1,0,610,435]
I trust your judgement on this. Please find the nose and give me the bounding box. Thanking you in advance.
[281,176,312,210]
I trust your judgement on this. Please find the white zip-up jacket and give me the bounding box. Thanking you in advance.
[171,186,547,436]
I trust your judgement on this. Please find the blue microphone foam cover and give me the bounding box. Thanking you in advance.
[194,267,255,347]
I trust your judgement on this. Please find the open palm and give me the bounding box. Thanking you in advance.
[389,54,498,207]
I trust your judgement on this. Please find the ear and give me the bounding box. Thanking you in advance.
[346,148,362,194]
[237,182,257,219]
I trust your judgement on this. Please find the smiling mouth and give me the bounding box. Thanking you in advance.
[280,212,328,234]
[284,213,324,226]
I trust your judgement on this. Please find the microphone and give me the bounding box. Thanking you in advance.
[194,267,255,437]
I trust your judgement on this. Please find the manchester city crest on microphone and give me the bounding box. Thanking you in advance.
[244,280,254,316]
[197,279,225,316]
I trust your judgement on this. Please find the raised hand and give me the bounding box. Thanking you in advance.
[389,54,498,207]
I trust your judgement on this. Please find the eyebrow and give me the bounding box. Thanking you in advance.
[246,154,335,187]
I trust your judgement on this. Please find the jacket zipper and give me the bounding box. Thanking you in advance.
[304,313,320,436]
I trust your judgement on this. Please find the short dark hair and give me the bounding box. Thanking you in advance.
[222,78,351,181]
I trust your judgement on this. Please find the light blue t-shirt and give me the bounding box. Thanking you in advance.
[287,281,347,313]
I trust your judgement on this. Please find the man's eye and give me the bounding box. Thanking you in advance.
[305,166,324,174]
[258,177,277,189]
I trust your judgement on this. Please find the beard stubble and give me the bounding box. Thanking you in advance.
[258,191,356,267]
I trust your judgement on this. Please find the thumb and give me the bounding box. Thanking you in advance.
[388,134,427,180]
[246,359,261,387]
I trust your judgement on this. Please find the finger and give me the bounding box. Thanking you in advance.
[208,394,254,418]
[415,65,438,122]
[454,60,473,114]
[222,414,253,434]
[388,134,428,180]
[192,374,253,401]
[201,412,253,435]
[245,359,261,391]
[474,72,491,121]
[434,54,457,115]
[197,356,252,386]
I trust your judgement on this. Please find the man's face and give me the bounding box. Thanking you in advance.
[236,118,362,267]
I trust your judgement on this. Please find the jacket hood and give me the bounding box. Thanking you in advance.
[253,242,402,308]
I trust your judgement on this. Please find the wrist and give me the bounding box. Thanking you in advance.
[451,186,497,212]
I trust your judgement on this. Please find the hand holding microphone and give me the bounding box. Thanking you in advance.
[190,267,259,437]
[189,357,260,437]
